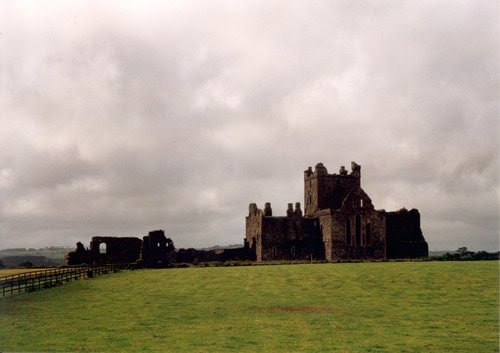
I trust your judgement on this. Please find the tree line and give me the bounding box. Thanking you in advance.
[433,247,499,261]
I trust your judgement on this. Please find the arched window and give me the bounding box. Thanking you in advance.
[366,222,371,245]
[99,243,107,255]
[345,218,351,245]
[355,214,361,246]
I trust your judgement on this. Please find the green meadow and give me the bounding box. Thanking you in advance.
[0,261,498,353]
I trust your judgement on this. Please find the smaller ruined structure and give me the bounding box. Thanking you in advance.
[142,230,175,267]
[65,230,175,267]
[90,237,142,265]
[67,230,247,266]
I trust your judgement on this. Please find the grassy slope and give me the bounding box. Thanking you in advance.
[0,261,498,353]
[0,268,58,276]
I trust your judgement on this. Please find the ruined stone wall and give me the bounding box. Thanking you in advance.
[89,237,142,265]
[318,205,385,260]
[334,209,386,260]
[304,168,319,216]
[260,216,324,261]
[386,209,428,258]
[245,203,264,261]
[260,217,288,261]
[142,230,175,267]
[245,203,262,249]
[318,210,333,260]
[246,202,324,262]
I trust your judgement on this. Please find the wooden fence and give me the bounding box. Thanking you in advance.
[0,264,126,298]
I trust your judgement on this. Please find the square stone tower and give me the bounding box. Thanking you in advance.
[304,162,361,216]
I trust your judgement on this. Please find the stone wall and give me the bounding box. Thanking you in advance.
[386,209,428,258]
[142,230,175,267]
[245,202,324,261]
[317,208,385,261]
[66,232,173,266]
[90,237,142,265]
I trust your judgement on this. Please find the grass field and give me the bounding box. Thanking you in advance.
[0,261,498,353]
[0,268,56,276]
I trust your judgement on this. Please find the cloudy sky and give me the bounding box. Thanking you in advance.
[1,0,498,251]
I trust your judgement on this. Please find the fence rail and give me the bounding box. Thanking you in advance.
[0,264,126,298]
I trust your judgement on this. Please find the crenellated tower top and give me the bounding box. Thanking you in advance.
[304,162,362,216]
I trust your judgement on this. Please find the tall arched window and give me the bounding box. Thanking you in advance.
[366,222,371,245]
[99,243,107,255]
[345,218,351,245]
[355,214,361,246]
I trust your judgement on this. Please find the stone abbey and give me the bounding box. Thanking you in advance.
[245,162,428,261]
[67,161,428,266]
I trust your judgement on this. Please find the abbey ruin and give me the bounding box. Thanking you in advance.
[244,162,428,261]
[66,230,176,267]
[66,162,428,266]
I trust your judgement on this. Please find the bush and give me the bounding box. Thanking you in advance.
[128,259,144,270]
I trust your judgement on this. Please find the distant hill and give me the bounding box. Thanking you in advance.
[0,247,73,268]
[429,250,454,257]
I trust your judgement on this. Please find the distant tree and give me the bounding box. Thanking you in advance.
[441,252,458,261]
[472,251,500,261]
[0,260,4,268]
[435,248,499,261]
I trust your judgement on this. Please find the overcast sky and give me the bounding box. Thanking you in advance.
[1,0,498,251]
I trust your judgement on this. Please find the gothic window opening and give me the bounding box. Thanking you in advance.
[345,218,351,245]
[99,243,107,255]
[366,222,371,245]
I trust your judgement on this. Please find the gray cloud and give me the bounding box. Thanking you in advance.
[0,0,498,251]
